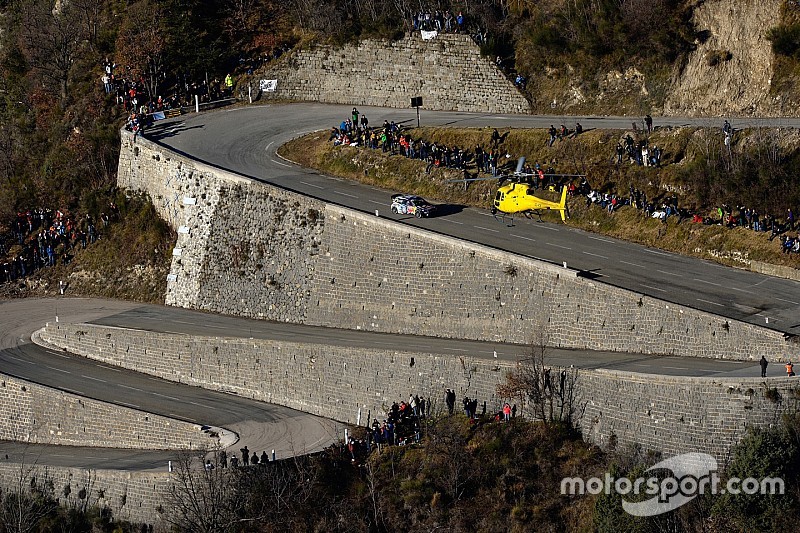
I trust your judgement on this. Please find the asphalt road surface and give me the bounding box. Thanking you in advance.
[0,298,342,471]
[147,103,800,338]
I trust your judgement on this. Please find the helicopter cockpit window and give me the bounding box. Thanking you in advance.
[495,191,503,201]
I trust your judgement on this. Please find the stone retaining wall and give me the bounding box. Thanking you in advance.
[0,463,171,527]
[117,132,794,361]
[253,34,530,114]
[0,373,210,450]
[41,322,800,463]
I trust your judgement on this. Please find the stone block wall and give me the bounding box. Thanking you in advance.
[254,34,530,114]
[0,373,210,450]
[580,370,798,463]
[41,322,800,463]
[118,133,793,361]
[0,463,171,527]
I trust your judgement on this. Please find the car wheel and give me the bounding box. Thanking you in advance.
[415,210,423,218]
[391,206,398,214]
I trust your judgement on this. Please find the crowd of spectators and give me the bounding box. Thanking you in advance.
[412,10,465,33]
[330,110,578,185]
[102,58,241,139]
[0,204,118,285]
[330,111,800,256]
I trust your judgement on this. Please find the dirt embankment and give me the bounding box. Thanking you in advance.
[664,0,783,117]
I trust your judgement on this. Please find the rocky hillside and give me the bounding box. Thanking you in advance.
[258,0,800,118]
[664,0,783,116]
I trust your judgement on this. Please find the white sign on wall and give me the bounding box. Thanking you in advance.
[172,248,182,256]
[260,79,278,92]
[182,197,196,205]
[421,30,438,40]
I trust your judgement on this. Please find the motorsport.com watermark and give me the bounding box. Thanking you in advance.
[561,453,784,516]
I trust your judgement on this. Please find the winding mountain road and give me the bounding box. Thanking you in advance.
[2,104,798,470]
[148,103,800,337]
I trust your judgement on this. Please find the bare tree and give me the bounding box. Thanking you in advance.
[425,418,476,502]
[115,0,167,102]
[497,328,583,429]
[165,448,242,533]
[70,0,105,50]
[17,0,84,104]
[0,449,57,533]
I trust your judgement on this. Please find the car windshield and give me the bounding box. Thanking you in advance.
[413,198,430,206]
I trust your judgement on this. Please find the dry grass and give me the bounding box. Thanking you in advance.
[280,127,800,272]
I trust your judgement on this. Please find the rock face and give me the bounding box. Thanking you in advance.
[664,0,782,116]
[254,33,530,114]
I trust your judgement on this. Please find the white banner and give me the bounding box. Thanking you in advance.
[421,30,438,40]
[260,79,277,92]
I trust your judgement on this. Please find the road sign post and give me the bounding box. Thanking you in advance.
[411,97,423,128]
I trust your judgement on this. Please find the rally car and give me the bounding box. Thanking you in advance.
[390,194,437,218]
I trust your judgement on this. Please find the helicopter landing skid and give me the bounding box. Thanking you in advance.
[492,211,514,227]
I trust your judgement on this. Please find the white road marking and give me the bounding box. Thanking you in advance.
[204,324,225,329]
[633,364,652,367]
[620,260,645,268]
[641,284,667,293]
[645,249,671,256]
[510,234,535,241]
[188,401,217,410]
[299,180,324,189]
[588,236,615,243]
[81,375,106,383]
[7,355,32,364]
[539,226,560,232]
[546,243,571,250]
[657,270,681,276]
[271,159,291,167]
[776,297,800,305]
[664,366,689,370]
[697,298,725,307]
[153,393,182,401]
[443,219,464,224]
[441,347,468,352]
[367,200,384,206]
[119,385,143,392]
[46,366,70,374]
[333,190,358,198]
[474,226,499,233]
[583,251,609,259]
[730,287,753,294]
[693,278,721,287]
[265,141,273,151]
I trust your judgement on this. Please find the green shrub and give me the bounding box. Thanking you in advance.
[768,24,800,58]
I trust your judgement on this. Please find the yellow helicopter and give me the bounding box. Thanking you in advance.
[450,157,583,225]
